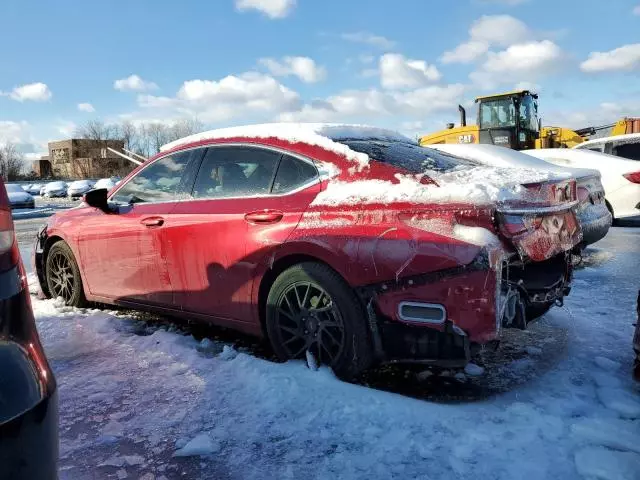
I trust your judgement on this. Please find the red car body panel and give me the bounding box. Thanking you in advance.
[36,131,582,364]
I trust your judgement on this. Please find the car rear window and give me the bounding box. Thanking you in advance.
[340,140,478,173]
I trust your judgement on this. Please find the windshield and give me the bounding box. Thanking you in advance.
[340,140,478,174]
[519,94,539,132]
[5,184,24,193]
[479,98,516,129]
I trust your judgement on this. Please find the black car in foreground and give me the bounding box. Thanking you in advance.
[0,181,58,480]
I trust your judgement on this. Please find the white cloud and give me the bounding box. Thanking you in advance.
[633,5,640,15]
[379,53,441,89]
[259,56,326,83]
[340,32,395,50]
[514,81,541,92]
[57,121,77,138]
[136,72,300,123]
[114,74,158,92]
[77,102,95,113]
[441,41,489,64]
[580,43,640,73]
[279,83,465,123]
[0,121,30,145]
[441,15,532,64]
[235,0,296,19]
[470,40,564,89]
[2,82,52,102]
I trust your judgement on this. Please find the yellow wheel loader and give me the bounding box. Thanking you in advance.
[419,90,639,150]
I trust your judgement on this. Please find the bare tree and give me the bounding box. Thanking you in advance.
[0,143,24,181]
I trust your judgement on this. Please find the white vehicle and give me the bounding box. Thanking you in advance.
[67,180,94,198]
[431,144,612,245]
[93,178,117,191]
[43,181,68,198]
[523,148,640,221]
[25,184,43,196]
[574,133,640,161]
[5,184,35,209]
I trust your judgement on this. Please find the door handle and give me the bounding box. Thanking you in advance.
[244,210,284,224]
[141,217,164,227]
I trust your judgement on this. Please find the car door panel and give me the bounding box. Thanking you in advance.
[164,147,321,326]
[77,202,175,305]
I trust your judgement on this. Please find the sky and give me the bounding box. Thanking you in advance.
[1,0,640,160]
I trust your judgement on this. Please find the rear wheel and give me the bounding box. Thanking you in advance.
[45,241,87,307]
[525,303,552,322]
[265,262,373,380]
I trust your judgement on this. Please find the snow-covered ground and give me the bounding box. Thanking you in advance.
[20,227,640,480]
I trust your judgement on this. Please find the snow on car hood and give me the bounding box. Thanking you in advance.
[160,123,413,172]
[7,191,32,203]
[311,165,571,207]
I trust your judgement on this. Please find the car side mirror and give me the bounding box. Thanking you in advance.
[84,188,111,213]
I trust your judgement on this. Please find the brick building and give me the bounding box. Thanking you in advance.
[33,139,134,179]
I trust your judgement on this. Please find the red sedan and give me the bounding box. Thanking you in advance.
[34,124,582,379]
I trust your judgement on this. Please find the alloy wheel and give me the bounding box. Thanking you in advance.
[274,281,345,366]
[48,251,75,302]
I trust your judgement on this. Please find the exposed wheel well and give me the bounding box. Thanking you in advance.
[257,254,341,338]
[605,199,615,219]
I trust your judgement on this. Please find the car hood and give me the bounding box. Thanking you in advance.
[8,191,33,202]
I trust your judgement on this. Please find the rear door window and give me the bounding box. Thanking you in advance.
[192,147,281,199]
[613,142,640,161]
[340,140,477,174]
[272,155,318,193]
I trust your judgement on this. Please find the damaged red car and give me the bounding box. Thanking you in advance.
[34,124,582,379]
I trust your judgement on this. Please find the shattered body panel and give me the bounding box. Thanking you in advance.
[35,133,581,367]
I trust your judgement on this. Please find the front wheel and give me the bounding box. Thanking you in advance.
[265,262,373,380]
[45,241,87,307]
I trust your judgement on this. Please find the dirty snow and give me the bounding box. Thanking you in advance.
[22,227,640,479]
[160,123,411,172]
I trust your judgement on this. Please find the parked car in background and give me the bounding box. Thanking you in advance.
[523,148,640,222]
[431,144,611,246]
[35,123,583,379]
[4,184,35,209]
[25,184,43,196]
[574,133,640,161]
[0,181,58,479]
[93,177,117,191]
[43,181,68,198]
[67,180,94,198]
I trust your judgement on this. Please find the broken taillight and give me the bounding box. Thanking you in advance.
[623,171,640,184]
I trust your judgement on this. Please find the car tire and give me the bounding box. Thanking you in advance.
[45,241,87,307]
[525,303,552,322]
[265,262,373,380]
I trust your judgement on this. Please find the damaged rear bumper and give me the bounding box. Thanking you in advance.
[357,248,573,367]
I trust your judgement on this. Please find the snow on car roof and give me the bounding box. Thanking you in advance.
[160,123,414,171]
[575,132,640,147]
[431,144,600,180]
[523,148,639,174]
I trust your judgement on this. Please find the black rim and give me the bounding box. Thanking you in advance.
[49,251,75,302]
[274,281,345,366]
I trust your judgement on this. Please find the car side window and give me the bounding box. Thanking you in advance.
[192,147,280,199]
[111,151,194,204]
[272,154,318,193]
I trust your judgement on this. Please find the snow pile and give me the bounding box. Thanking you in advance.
[25,229,640,479]
[311,166,562,207]
[161,123,412,172]
[173,433,220,457]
